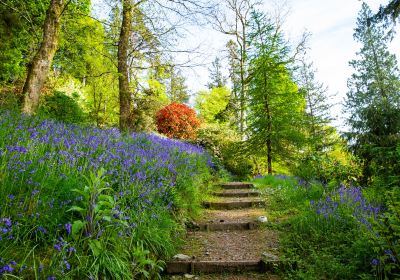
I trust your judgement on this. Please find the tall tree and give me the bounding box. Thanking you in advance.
[207,57,227,89]
[117,0,134,131]
[297,55,335,153]
[195,86,230,123]
[345,3,400,185]
[213,0,260,135]
[246,11,304,174]
[167,66,189,103]
[374,0,400,26]
[22,0,66,114]
[226,39,241,129]
[116,0,214,131]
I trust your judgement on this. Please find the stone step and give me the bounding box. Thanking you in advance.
[166,260,265,274]
[203,200,265,210]
[212,191,260,198]
[219,182,254,190]
[190,221,258,231]
[166,259,293,275]
[198,209,266,225]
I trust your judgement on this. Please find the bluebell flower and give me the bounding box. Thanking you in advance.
[65,223,72,235]
[371,258,379,266]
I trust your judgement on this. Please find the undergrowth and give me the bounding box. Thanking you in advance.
[253,175,398,280]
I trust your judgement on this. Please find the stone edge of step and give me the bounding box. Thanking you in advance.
[165,258,291,274]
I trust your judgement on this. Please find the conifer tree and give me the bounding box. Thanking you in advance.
[297,56,335,153]
[246,11,304,174]
[207,57,227,89]
[345,3,400,185]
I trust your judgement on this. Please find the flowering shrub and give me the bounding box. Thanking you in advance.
[0,111,212,278]
[156,102,201,140]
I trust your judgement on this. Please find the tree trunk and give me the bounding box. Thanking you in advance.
[22,0,64,115]
[118,0,133,131]
[239,24,247,137]
[264,72,272,174]
[266,105,272,174]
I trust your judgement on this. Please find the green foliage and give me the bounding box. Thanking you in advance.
[297,56,336,156]
[195,87,230,123]
[38,91,86,124]
[166,67,190,104]
[246,11,305,173]
[207,57,227,89]
[67,169,132,278]
[131,79,169,132]
[68,169,117,238]
[0,88,22,112]
[53,3,93,79]
[254,175,323,219]
[53,13,120,127]
[283,212,374,280]
[345,3,400,186]
[369,188,400,278]
[195,123,255,178]
[255,176,379,280]
[131,241,165,279]
[293,152,360,187]
[0,0,48,84]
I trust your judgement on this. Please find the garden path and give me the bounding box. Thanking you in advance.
[165,182,281,280]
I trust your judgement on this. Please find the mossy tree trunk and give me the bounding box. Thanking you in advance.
[118,0,134,131]
[22,0,64,115]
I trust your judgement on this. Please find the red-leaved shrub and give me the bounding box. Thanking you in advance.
[156,102,201,140]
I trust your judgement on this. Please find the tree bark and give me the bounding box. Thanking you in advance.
[263,72,272,174]
[22,0,64,115]
[266,102,272,174]
[118,0,133,131]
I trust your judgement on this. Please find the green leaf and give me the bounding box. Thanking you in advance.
[102,215,112,222]
[88,239,102,257]
[97,200,113,208]
[98,194,114,204]
[67,206,85,213]
[72,220,86,236]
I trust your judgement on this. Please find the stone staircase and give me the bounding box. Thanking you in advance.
[165,182,281,278]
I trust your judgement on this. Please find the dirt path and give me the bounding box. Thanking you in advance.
[164,182,281,279]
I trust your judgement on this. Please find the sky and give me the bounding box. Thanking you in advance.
[178,0,400,130]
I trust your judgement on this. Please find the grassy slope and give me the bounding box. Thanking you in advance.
[253,175,387,280]
[0,111,214,278]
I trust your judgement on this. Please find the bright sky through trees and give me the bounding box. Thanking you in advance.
[179,0,400,129]
[91,0,400,129]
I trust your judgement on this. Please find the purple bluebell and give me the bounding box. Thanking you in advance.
[65,223,72,235]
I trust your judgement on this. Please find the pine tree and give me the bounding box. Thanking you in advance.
[246,11,304,174]
[345,3,400,185]
[207,57,227,89]
[297,56,335,153]
[167,67,189,103]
